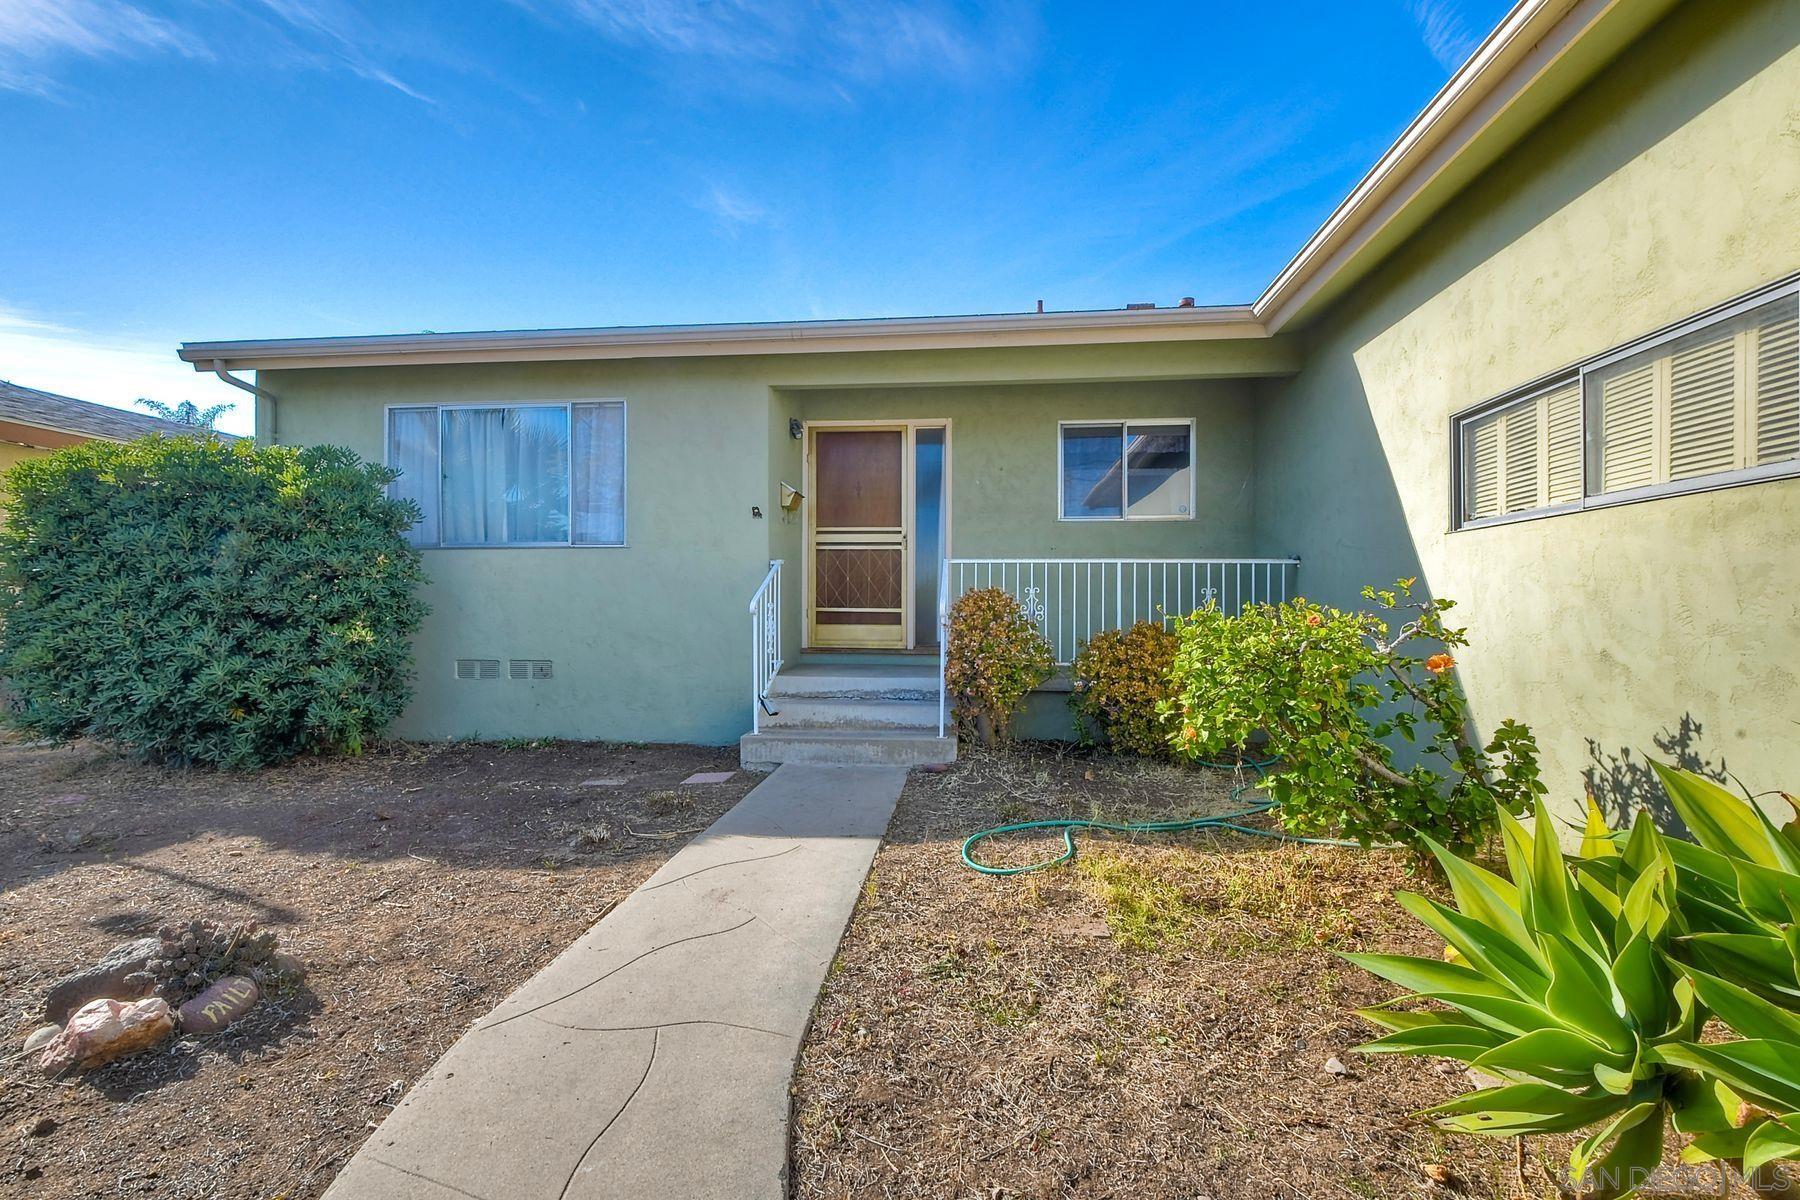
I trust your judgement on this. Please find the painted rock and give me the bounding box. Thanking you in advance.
[23,1024,60,1055]
[42,937,159,1024]
[38,996,173,1074]
[178,975,260,1035]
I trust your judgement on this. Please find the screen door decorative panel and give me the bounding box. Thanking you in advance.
[810,428,906,647]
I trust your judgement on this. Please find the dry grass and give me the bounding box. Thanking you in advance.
[789,742,1723,1200]
[0,733,757,1198]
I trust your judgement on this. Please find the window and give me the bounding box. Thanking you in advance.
[386,402,626,547]
[1059,420,1195,520]
[1455,278,1799,528]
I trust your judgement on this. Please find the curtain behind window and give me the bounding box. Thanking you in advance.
[387,408,439,547]
[572,402,626,545]
[442,407,570,545]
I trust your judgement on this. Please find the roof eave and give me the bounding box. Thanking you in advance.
[1252,0,1681,332]
[179,307,1265,372]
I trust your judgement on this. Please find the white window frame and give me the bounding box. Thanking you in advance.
[1056,418,1198,522]
[383,399,628,549]
[1451,273,1800,532]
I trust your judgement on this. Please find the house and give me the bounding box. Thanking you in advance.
[0,381,234,516]
[176,0,1798,807]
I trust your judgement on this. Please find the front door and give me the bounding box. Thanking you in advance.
[809,427,907,648]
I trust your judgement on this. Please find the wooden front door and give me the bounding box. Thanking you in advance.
[810,427,906,648]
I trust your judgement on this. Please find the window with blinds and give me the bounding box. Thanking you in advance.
[1459,379,1583,523]
[1455,281,1799,529]
[1592,297,1798,494]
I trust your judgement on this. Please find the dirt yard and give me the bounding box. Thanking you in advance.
[0,733,758,1199]
[790,743,1629,1200]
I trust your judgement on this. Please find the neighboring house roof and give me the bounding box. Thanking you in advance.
[177,0,1684,373]
[0,380,234,447]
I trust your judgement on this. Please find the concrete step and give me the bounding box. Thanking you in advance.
[761,696,941,731]
[767,663,940,702]
[740,728,957,770]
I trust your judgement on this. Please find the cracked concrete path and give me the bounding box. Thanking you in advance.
[322,762,907,1200]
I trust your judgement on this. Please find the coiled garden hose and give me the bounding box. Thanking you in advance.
[958,756,1361,875]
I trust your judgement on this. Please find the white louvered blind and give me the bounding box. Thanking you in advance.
[1590,297,1800,496]
[1461,379,1583,522]
[1754,306,1799,465]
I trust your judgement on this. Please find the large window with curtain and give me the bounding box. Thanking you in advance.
[386,402,626,547]
[1454,276,1798,529]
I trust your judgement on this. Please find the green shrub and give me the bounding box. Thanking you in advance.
[1162,579,1542,853]
[944,587,1054,745]
[0,436,427,768]
[1346,769,1800,1199]
[1069,620,1179,757]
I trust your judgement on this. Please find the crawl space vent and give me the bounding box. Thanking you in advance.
[508,659,554,681]
[455,658,501,681]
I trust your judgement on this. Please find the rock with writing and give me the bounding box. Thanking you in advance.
[37,997,174,1074]
[178,975,260,1035]
[43,937,159,1024]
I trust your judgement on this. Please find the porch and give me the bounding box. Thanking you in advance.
[742,554,1299,767]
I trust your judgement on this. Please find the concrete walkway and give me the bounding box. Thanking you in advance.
[323,763,907,1200]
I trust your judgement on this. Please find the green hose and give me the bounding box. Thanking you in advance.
[958,755,1360,875]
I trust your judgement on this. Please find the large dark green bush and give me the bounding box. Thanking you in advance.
[0,436,427,768]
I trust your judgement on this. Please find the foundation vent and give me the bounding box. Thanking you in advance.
[455,658,501,681]
[508,659,554,681]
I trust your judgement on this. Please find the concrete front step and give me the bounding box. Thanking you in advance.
[760,695,941,731]
[740,727,957,769]
[767,663,940,703]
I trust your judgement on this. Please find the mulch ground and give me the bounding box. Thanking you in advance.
[0,733,758,1199]
[788,744,1722,1200]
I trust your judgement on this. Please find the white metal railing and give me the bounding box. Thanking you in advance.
[937,560,950,737]
[944,557,1300,665]
[748,559,784,734]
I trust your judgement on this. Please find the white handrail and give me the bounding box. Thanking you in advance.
[937,557,950,738]
[944,556,1300,665]
[748,560,783,734]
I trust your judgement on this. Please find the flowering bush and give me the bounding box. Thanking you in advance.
[1069,621,1180,757]
[1161,579,1543,852]
[944,587,1054,745]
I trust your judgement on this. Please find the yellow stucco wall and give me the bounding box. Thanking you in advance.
[1256,0,1800,818]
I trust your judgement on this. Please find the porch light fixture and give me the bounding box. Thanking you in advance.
[789,418,803,439]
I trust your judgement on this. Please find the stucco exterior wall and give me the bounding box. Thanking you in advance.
[262,344,1282,744]
[1253,0,1800,816]
[796,379,1260,559]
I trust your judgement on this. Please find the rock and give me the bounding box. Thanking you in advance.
[43,937,160,1024]
[177,976,260,1035]
[24,1115,56,1137]
[23,1024,60,1055]
[38,997,173,1074]
[1421,1162,1453,1186]
[1324,1056,1350,1078]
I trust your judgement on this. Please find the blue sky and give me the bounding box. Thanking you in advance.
[0,0,1512,435]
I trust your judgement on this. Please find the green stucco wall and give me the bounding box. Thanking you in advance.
[1253,0,1800,818]
[260,341,1284,744]
[796,380,1260,558]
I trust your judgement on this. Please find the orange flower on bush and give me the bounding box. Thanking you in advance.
[1305,612,1324,627]
[1425,653,1455,675]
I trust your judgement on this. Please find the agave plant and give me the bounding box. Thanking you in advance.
[1343,772,1800,1199]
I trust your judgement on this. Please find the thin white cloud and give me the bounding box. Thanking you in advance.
[527,0,1029,87]
[0,0,202,95]
[0,0,434,103]
[248,0,434,103]
[1404,0,1484,73]
[696,183,769,230]
[0,306,252,436]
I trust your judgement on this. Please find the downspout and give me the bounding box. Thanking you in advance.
[209,359,278,442]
